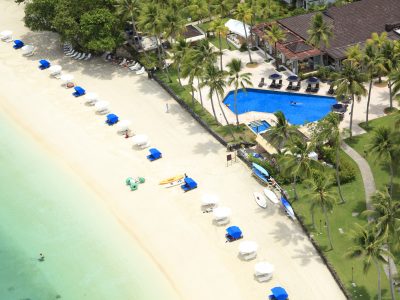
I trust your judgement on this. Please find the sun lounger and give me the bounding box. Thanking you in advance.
[258,77,265,87]
[38,59,50,70]
[129,63,140,71]
[305,83,311,92]
[66,50,76,57]
[136,67,145,75]
[147,148,162,161]
[311,83,319,93]
[286,82,293,90]
[13,40,24,49]
[276,79,282,89]
[71,52,80,58]
[327,85,335,95]
[72,86,85,97]
[269,80,276,88]
[75,53,84,60]
[119,58,127,66]
[84,53,92,60]
[293,81,301,91]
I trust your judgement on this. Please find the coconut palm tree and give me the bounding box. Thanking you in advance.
[345,44,363,64]
[391,67,400,102]
[368,126,400,198]
[256,0,279,21]
[114,0,141,50]
[363,41,386,127]
[172,39,189,86]
[263,111,301,151]
[280,138,322,203]
[346,224,390,300]
[161,8,187,42]
[381,39,399,109]
[368,32,388,83]
[226,58,252,126]
[233,3,253,63]
[307,12,333,67]
[264,23,286,69]
[211,0,236,18]
[333,60,367,138]
[209,18,229,71]
[313,113,345,204]
[181,48,205,107]
[304,171,337,250]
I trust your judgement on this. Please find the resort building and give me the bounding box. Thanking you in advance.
[253,0,400,74]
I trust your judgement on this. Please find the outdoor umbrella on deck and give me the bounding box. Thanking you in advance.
[254,262,274,276]
[238,241,258,254]
[213,207,231,220]
[201,194,219,206]
[287,75,299,82]
[132,134,149,146]
[307,76,319,84]
[48,65,62,76]
[60,74,74,84]
[116,120,131,132]
[0,30,12,41]
[94,100,110,113]
[268,73,282,80]
[84,92,99,105]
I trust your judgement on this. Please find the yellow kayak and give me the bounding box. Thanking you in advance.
[159,174,184,185]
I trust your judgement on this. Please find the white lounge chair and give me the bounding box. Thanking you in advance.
[129,63,141,71]
[75,53,84,60]
[79,53,87,60]
[66,50,76,57]
[127,61,137,67]
[71,52,80,58]
[119,58,127,66]
[136,67,145,75]
[84,53,92,60]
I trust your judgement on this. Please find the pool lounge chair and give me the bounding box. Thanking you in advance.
[84,53,92,60]
[327,85,335,95]
[311,83,319,93]
[276,79,282,89]
[13,40,24,49]
[66,50,77,57]
[147,148,162,161]
[305,83,312,92]
[72,86,86,97]
[105,113,119,125]
[286,82,293,90]
[181,177,197,192]
[293,81,301,91]
[75,53,84,60]
[136,67,145,75]
[258,77,265,87]
[269,80,276,88]
[38,59,50,70]
[78,53,87,60]
[71,52,80,58]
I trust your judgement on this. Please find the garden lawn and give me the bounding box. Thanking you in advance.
[285,150,393,299]
[155,68,255,144]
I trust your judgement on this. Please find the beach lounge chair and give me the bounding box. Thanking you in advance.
[119,58,127,66]
[75,53,84,60]
[258,77,265,87]
[269,287,288,300]
[286,82,293,90]
[311,83,319,93]
[129,63,140,71]
[293,81,301,91]
[269,80,276,88]
[105,113,119,125]
[79,53,87,60]
[225,226,243,242]
[84,53,92,60]
[305,83,312,92]
[71,52,81,58]
[181,177,197,192]
[38,59,50,70]
[72,86,86,97]
[13,40,24,49]
[276,79,282,89]
[65,49,76,56]
[147,148,162,161]
[136,67,145,75]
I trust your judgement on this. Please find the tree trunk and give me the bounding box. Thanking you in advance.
[209,95,218,122]
[388,80,393,108]
[389,160,394,199]
[159,42,172,83]
[234,90,239,126]
[323,204,333,250]
[311,207,316,230]
[349,94,355,138]
[218,33,223,71]
[177,64,182,86]
[292,176,299,201]
[274,42,278,69]
[366,79,373,126]
[374,259,382,300]
[388,256,396,300]
[216,93,235,140]
[196,76,204,108]
[335,145,345,204]
[243,23,253,63]
[190,84,195,107]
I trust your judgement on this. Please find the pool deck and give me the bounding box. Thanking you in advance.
[180,46,398,138]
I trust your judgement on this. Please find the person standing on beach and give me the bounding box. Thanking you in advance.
[38,253,45,262]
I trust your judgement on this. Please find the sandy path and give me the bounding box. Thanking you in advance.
[0,1,346,299]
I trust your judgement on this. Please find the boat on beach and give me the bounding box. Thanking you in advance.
[164,178,184,188]
[159,174,184,185]
[253,192,267,208]
[263,188,279,204]
[281,197,296,220]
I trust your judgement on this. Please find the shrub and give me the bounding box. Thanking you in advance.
[239,42,248,52]
[338,157,356,184]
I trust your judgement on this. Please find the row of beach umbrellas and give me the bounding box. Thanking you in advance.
[269,72,320,84]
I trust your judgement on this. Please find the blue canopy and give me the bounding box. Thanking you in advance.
[181,177,197,191]
[287,75,299,82]
[281,197,295,220]
[269,73,282,80]
[270,287,288,300]
[307,76,319,84]
[226,226,242,239]
[252,163,269,177]
[74,86,85,94]
[39,59,50,68]
[149,148,161,157]
[13,40,24,48]
[106,113,118,123]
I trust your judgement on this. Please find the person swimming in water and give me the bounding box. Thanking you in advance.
[290,101,297,105]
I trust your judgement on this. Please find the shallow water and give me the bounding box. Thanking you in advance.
[0,111,177,300]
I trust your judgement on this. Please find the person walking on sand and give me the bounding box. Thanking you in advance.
[38,253,45,262]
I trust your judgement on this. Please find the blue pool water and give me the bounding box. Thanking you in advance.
[249,120,270,134]
[224,89,336,125]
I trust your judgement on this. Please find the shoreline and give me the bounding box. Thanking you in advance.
[0,1,346,299]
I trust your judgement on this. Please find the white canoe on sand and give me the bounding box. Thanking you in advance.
[164,178,184,188]
[264,188,279,204]
[253,192,267,208]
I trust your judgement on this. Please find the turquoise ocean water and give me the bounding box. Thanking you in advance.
[0,111,177,300]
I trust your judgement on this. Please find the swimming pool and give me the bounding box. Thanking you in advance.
[248,120,270,134]
[223,89,336,125]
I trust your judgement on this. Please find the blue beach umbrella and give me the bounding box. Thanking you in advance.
[269,73,282,80]
[307,76,319,84]
[287,75,299,82]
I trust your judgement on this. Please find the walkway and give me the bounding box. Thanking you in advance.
[341,142,376,210]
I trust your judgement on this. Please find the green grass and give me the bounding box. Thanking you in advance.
[285,150,393,299]
[155,67,255,144]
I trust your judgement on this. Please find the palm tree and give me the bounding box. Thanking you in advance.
[263,111,301,151]
[381,40,399,109]
[307,12,333,67]
[345,44,363,64]
[391,68,400,102]
[368,32,388,83]
[368,126,400,198]
[313,113,345,204]
[161,8,186,42]
[172,39,189,86]
[234,3,253,63]
[211,0,235,18]
[264,23,286,69]
[209,18,229,71]
[333,60,367,138]
[363,41,386,126]
[304,171,337,250]
[280,138,322,203]
[256,0,279,21]
[226,58,252,126]
[181,49,204,108]
[346,224,390,300]
[114,0,141,51]
[363,188,400,300]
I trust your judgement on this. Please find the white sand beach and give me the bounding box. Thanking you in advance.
[0,1,346,299]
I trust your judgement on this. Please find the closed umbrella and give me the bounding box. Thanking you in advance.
[254,262,274,275]
[60,74,74,83]
[21,45,34,55]
[116,120,131,132]
[94,100,109,113]
[84,92,98,104]
[132,134,148,145]
[201,194,219,206]
[239,241,258,254]
[213,207,231,220]
[49,65,62,75]
[0,30,12,40]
